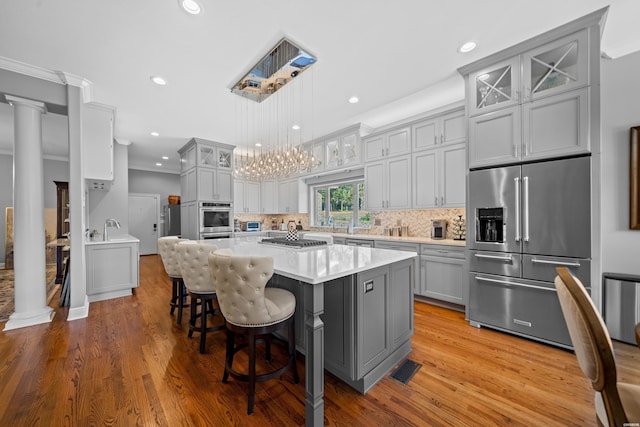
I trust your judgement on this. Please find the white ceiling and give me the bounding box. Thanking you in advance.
[0,0,639,174]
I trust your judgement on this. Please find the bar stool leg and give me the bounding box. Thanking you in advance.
[248,330,256,415]
[199,296,208,354]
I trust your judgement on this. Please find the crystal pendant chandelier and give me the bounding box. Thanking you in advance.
[231,37,319,180]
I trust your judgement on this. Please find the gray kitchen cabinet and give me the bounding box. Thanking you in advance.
[413,142,465,209]
[365,154,411,210]
[345,238,374,247]
[333,236,346,245]
[356,258,414,378]
[419,244,465,305]
[461,27,595,168]
[198,168,233,202]
[375,240,420,294]
[83,102,115,190]
[86,240,139,302]
[278,178,300,213]
[234,179,260,214]
[180,169,197,203]
[412,109,465,152]
[363,126,411,162]
[260,179,278,214]
[326,130,360,170]
[180,201,197,240]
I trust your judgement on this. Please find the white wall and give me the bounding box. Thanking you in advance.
[128,169,180,207]
[87,143,129,236]
[601,50,640,276]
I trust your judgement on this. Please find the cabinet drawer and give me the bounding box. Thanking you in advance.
[420,245,464,258]
[374,241,419,253]
[469,273,572,347]
[469,250,521,277]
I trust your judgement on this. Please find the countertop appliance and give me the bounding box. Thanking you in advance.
[164,204,181,236]
[467,155,591,349]
[240,221,262,232]
[431,219,447,239]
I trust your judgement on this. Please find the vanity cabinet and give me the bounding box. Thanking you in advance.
[86,239,139,302]
[83,102,115,190]
[461,27,595,168]
[363,126,411,162]
[364,154,411,210]
[234,179,261,214]
[418,244,465,305]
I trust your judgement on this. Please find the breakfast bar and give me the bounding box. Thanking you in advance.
[215,236,417,427]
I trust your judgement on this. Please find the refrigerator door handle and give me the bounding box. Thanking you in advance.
[530,258,581,267]
[523,176,530,242]
[475,276,556,292]
[514,177,521,242]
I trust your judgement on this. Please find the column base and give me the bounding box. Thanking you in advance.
[3,306,55,331]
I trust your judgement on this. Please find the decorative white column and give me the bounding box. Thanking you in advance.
[4,95,54,330]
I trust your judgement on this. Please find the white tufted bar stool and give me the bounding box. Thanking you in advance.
[208,248,299,415]
[158,236,190,324]
[177,241,225,354]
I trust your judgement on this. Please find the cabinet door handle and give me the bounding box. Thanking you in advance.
[382,148,385,157]
[385,147,389,156]
[440,134,444,144]
[441,196,444,206]
[433,135,437,145]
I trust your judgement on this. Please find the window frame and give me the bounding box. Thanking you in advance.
[311,178,367,228]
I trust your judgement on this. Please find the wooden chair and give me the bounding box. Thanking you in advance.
[157,236,189,324]
[176,241,225,354]
[554,267,640,426]
[208,248,299,415]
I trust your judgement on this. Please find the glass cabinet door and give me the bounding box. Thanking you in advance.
[199,145,216,167]
[523,30,588,101]
[341,133,359,166]
[468,57,519,117]
[217,148,233,169]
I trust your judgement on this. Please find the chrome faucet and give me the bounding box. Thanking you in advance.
[103,218,121,241]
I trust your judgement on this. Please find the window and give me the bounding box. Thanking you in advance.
[312,179,370,227]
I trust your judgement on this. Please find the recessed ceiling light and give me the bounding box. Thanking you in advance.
[179,0,201,15]
[255,143,262,147]
[348,96,359,104]
[292,124,301,130]
[155,163,163,167]
[162,156,169,160]
[150,76,167,86]
[151,132,159,137]
[458,41,477,53]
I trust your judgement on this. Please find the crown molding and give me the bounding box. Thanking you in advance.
[0,56,65,85]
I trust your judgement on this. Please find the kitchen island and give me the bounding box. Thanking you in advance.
[214,236,417,427]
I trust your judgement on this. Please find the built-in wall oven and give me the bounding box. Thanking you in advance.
[199,202,233,240]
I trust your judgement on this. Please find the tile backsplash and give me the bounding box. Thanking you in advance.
[236,208,466,239]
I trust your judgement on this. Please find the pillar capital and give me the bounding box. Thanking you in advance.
[5,95,47,113]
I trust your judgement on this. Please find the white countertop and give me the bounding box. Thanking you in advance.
[214,236,417,284]
[236,230,466,247]
[85,234,140,246]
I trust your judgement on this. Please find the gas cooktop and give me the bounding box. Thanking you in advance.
[259,238,328,248]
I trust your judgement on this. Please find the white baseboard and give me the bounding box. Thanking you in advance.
[0,263,5,269]
[67,295,90,321]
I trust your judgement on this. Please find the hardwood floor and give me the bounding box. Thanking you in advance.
[0,254,638,426]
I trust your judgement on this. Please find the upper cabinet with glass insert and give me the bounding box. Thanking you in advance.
[468,57,520,117]
[198,144,233,169]
[523,30,588,102]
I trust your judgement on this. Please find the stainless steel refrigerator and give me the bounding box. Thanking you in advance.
[467,156,591,348]
[164,204,181,236]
